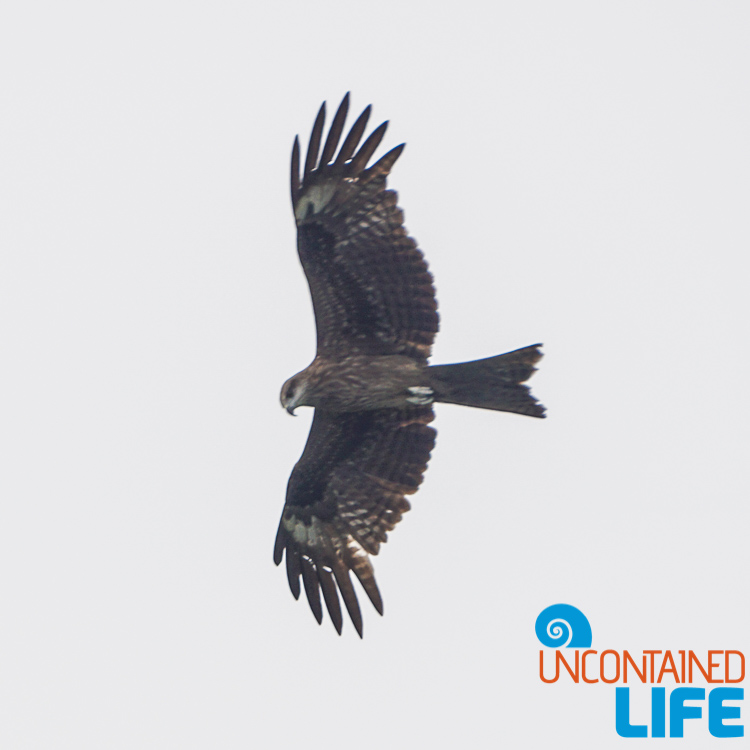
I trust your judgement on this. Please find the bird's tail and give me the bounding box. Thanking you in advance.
[427,344,545,417]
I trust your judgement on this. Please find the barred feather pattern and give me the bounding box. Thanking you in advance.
[274,407,435,637]
[291,94,439,363]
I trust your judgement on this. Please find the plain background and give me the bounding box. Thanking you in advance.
[2,1,748,747]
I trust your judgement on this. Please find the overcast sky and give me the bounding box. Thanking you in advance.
[2,2,749,747]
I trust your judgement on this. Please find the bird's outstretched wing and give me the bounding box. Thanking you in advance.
[273,406,436,636]
[290,94,439,362]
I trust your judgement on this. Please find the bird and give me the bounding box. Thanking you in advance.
[274,94,545,637]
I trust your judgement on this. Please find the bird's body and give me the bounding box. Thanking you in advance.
[282,354,426,413]
[275,95,545,636]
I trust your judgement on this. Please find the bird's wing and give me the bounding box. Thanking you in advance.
[291,94,439,363]
[274,406,436,637]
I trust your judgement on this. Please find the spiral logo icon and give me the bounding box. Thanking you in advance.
[535,604,592,648]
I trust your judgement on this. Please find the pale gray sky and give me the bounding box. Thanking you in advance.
[2,1,749,747]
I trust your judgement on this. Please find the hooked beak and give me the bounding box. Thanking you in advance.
[281,378,305,415]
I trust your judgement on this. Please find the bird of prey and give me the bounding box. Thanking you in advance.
[275,94,545,637]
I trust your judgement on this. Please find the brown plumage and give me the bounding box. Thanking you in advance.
[275,94,545,637]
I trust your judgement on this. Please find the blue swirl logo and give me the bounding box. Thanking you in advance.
[535,603,592,648]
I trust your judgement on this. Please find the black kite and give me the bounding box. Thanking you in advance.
[274,95,545,636]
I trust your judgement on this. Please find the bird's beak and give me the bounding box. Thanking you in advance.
[286,404,297,416]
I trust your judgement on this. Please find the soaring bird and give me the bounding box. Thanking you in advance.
[275,95,545,636]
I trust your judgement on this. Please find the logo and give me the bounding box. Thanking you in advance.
[535,603,592,648]
[536,604,745,739]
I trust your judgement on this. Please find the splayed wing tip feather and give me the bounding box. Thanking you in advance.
[334,105,372,167]
[320,93,350,167]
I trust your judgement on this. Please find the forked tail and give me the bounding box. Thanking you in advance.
[427,344,545,417]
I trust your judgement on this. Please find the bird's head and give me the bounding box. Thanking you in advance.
[280,374,309,416]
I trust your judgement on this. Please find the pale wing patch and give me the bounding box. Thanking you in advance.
[294,181,338,222]
[283,514,375,576]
